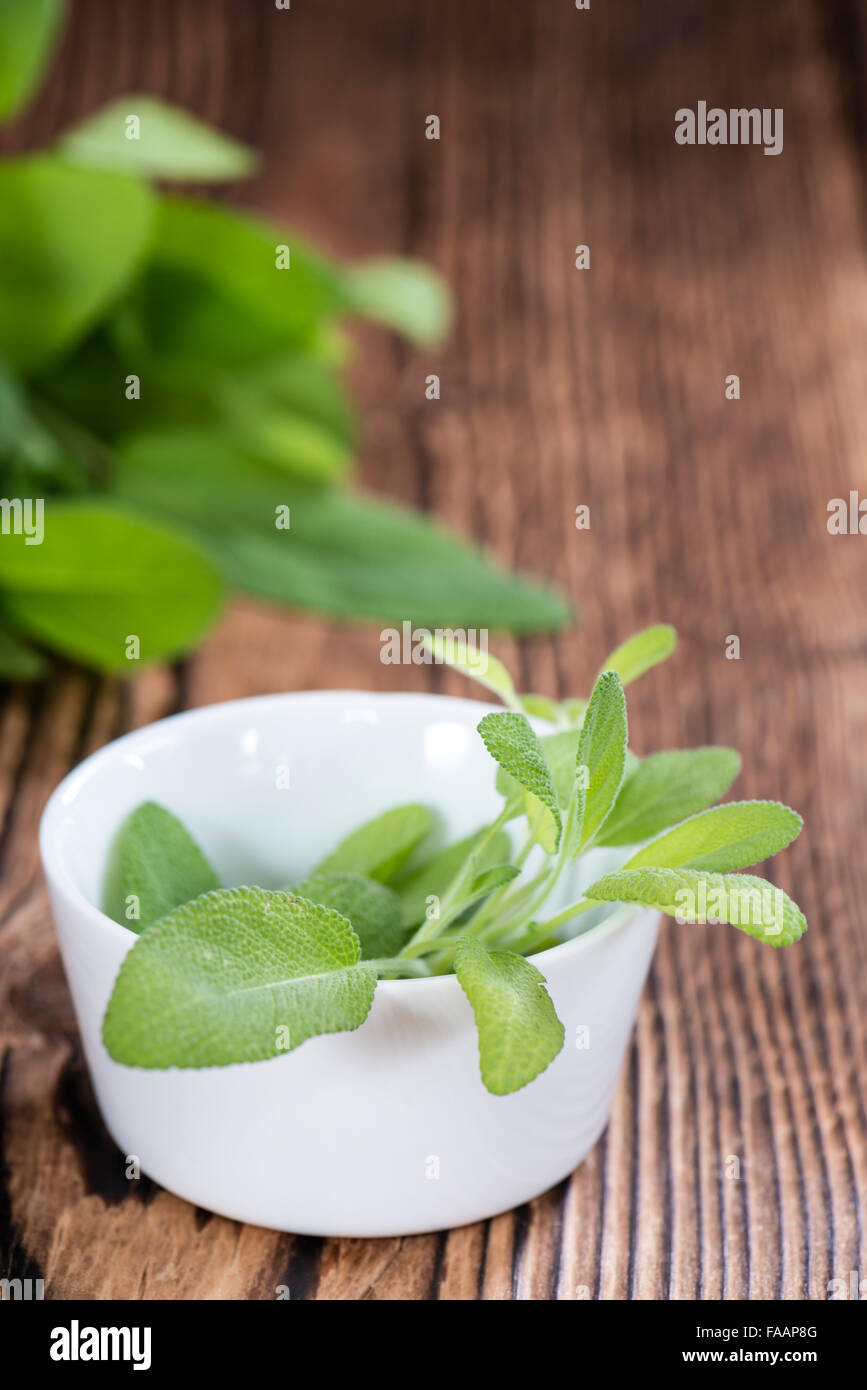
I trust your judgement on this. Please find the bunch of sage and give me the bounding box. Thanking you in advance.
[101,626,807,1095]
[0,0,566,681]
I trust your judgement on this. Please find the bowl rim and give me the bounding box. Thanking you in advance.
[38,688,646,997]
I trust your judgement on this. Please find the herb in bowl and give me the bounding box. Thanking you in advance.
[101,626,807,1094]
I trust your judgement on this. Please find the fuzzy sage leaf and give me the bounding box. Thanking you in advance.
[598,624,676,686]
[0,0,65,125]
[584,868,806,947]
[292,871,406,960]
[58,95,258,182]
[478,712,562,851]
[572,670,628,851]
[96,622,809,1092]
[102,887,377,1067]
[392,825,512,928]
[621,800,802,873]
[104,801,219,932]
[315,804,434,883]
[454,936,565,1094]
[596,747,741,847]
[420,631,520,708]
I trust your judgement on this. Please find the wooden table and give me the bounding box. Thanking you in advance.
[1,0,865,1300]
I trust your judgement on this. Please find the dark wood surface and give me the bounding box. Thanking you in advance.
[1,0,866,1299]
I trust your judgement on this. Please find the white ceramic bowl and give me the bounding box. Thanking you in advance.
[39,691,659,1237]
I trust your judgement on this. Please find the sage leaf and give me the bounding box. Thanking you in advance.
[111,428,569,632]
[104,801,219,932]
[538,728,582,807]
[315,804,435,883]
[596,747,741,846]
[345,259,450,346]
[454,936,565,1094]
[573,670,628,851]
[561,698,587,725]
[0,157,154,373]
[216,502,569,633]
[293,871,406,960]
[622,800,802,873]
[58,95,257,182]
[599,625,676,686]
[393,826,512,927]
[0,0,64,124]
[0,501,223,672]
[102,887,377,1068]
[584,867,807,947]
[217,378,352,483]
[247,354,357,445]
[420,630,519,707]
[478,712,562,850]
[149,198,349,349]
[520,694,563,724]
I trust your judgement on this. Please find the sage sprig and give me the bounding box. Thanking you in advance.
[101,625,807,1094]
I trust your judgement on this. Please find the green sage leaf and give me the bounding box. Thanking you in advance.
[104,801,219,932]
[0,156,154,373]
[102,887,377,1067]
[0,0,64,124]
[621,800,802,873]
[293,871,406,960]
[393,825,512,927]
[345,259,450,346]
[598,625,676,686]
[111,428,569,632]
[315,804,435,883]
[596,747,741,847]
[58,95,257,182]
[584,867,807,947]
[573,670,628,851]
[0,501,223,672]
[420,630,518,707]
[454,935,565,1094]
[477,712,561,850]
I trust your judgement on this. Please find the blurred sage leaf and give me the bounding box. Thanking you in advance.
[112,428,570,631]
[0,0,65,124]
[0,156,154,373]
[33,328,357,483]
[147,197,349,353]
[248,354,357,445]
[0,500,223,672]
[520,694,563,724]
[217,376,353,483]
[420,630,520,707]
[346,259,451,345]
[57,94,257,181]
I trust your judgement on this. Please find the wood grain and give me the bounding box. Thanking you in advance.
[1,0,865,1300]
